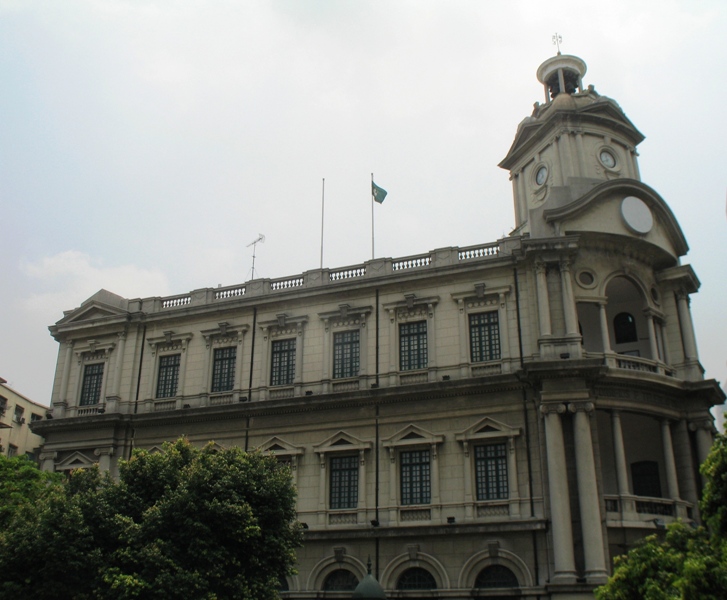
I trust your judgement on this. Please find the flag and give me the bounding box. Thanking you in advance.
[372,181,388,204]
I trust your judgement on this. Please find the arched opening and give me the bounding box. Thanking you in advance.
[322,569,359,591]
[396,567,437,590]
[605,277,652,359]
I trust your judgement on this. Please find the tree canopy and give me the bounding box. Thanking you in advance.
[0,439,302,600]
[596,429,727,600]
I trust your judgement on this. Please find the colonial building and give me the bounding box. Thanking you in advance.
[33,54,724,599]
[0,376,46,461]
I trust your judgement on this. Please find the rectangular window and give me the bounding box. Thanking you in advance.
[0,395,7,414]
[401,449,431,505]
[156,354,181,398]
[475,443,508,500]
[8,444,18,457]
[399,321,428,371]
[469,312,501,362]
[330,455,358,509]
[211,347,236,393]
[13,406,24,423]
[271,339,296,386]
[333,330,360,379]
[31,413,42,422]
[80,363,104,406]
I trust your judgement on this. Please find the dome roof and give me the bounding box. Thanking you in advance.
[352,573,387,599]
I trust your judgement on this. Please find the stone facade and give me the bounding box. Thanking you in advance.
[32,54,724,599]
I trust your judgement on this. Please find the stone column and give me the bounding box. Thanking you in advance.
[111,331,126,398]
[94,446,114,473]
[456,299,469,378]
[644,310,659,361]
[691,420,714,486]
[56,341,74,417]
[559,260,579,336]
[598,302,612,354]
[611,411,631,496]
[535,263,552,338]
[498,292,511,372]
[661,420,680,500]
[575,131,586,175]
[541,403,577,583]
[570,402,608,584]
[676,291,699,361]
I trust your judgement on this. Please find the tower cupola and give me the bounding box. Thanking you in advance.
[536,54,587,101]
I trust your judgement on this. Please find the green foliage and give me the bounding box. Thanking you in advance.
[700,430,727,538]
[0,454,62,529]
[0,439,302,600]
[597,429,727,599]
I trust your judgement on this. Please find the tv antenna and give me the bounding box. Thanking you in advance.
[247,234,265,280]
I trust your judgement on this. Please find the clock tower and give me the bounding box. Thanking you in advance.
[500,53,649,240]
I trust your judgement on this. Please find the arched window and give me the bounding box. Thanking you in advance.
[396,567,437,590]
[475,565,519,589]
[322,569,359,591]
[613,312,638,344]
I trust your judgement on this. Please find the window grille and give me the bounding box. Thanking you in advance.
[400,449,431,505]
[469,311,501,362]
[80,363,104,406]
[156,354,181,398]
[330,455,358,509]
[333,330,360,379]
[399,321,427,371]
[211,347,236,392]
[271,339,296,386]
[475,565,519,588]
[397,567,437,590]
[322,569,359,591]
[475,443,508,500]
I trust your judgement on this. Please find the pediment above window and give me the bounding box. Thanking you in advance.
[382,424,444,449]
[455,417,520,444]
[313,431,372,455]
[318,304,373,329]
[258,314,308,338]
[258,436,305,457]
[57,450,96,470]
[383,295,439,322]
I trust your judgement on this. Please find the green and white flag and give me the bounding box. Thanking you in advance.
[372,181,388,204]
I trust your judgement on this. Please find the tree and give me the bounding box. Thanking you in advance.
[596,430,727,600]
[0,439,302,600]
[0,454,62,529]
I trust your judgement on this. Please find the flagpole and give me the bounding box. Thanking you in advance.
[371,172,375,260]
[320,178,325,268]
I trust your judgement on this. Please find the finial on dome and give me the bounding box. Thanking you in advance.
[552,32,562,55]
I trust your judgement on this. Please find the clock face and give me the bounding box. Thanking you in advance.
[621,196,653,234]
[535,166,548,185]
[600,150,616,169]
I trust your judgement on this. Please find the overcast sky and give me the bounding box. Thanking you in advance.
[1,0,725,409]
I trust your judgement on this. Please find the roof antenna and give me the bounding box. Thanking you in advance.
[247,234,265,280]
[552,32,563,55]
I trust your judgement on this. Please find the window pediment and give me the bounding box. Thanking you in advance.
[201,322,249,348]
[258,436,305,457]
[383,295,439,322]
[57,450,96,470]
[383,424,444,449]
[147,331,194,354]
[314,431,372,456]
[456,417,520,448]
[451,284,511,305]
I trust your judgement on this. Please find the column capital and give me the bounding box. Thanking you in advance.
[39,451,58,462]
[689,419,715,433]
[535,262,548,275]
[559,259,573,273]
[94,446,115,457]
[568,401,595,414]
[540,403,567,416]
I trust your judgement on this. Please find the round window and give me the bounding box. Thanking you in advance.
[577,270,596,288]
[535,165,548,186]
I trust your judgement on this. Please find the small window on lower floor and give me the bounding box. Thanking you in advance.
[8,444,18,457]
